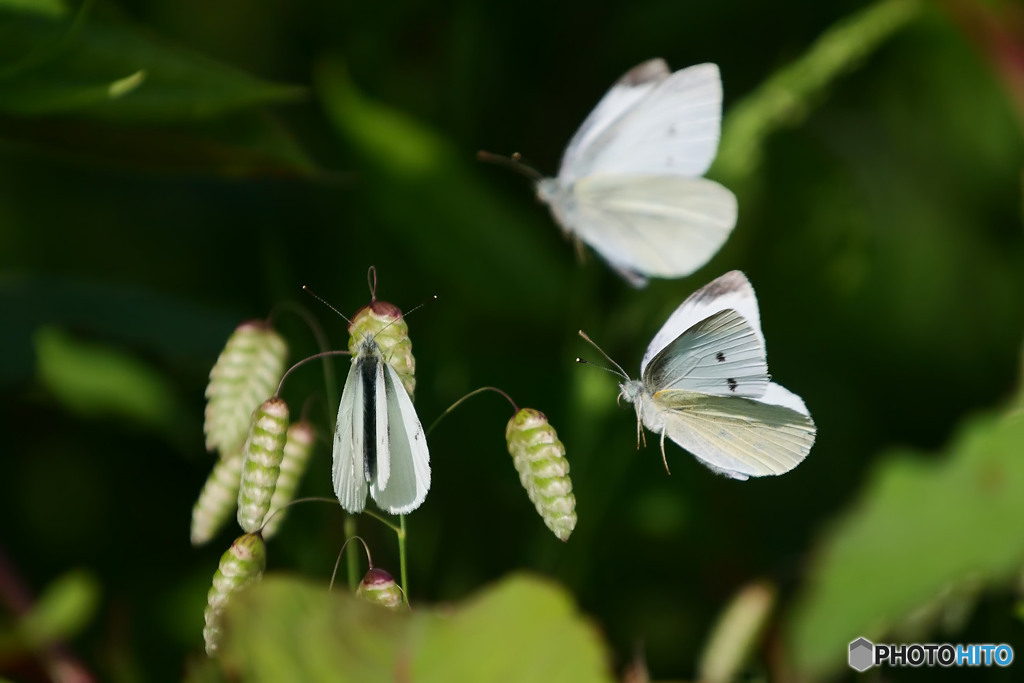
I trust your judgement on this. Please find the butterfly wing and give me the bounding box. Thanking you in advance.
[369,363,431,514]
[559,58,671,179]
[569,174,737,285]
[653,383,816,479]
[642,271,762,374]
[372,357,390,489]
[643,308,768,398]
[333,359,367,513]
[566,62,723,182]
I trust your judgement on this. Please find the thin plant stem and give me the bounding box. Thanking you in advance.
[398,514,408,605]
[327,532,372,593]
[344,516,358,592]
[427,386,519,436]
[271,301,342,423]
[276,350,351,397]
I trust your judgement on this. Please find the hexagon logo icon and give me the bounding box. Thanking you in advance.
[849,637,874,672]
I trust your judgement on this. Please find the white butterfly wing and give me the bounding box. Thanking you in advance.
[559,58,671,179]
[643,308,768,398]
[333,359,367,513]
[653,382,816,479]
[569,174,737,285]
[370,363,431,515]
[568,63,723,181]
[642,270,762,374]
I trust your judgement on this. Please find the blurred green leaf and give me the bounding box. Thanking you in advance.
[0,0,66,18]
[714,0,922,187]
[11,570,99,652]
[0,8,302,122]
[222,573,613,682]
[315,58,570,319]
[34,325,180,432]
[787,412,1024,677]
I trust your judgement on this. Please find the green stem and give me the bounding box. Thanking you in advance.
[426,386,519,436]
[270,301,339,427]
[398,515,408,605]
[344,516,358,592]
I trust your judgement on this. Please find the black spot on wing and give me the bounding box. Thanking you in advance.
[727,378,738,392]
[716,352,726,362]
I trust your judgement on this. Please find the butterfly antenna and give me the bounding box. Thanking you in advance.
[364,294,439,349]
[302,285,354,326]
[577,330,629,380]
[476,150,543,181]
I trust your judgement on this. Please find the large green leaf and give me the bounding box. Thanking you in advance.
[787,412,1024,677]
[221,574,613,683]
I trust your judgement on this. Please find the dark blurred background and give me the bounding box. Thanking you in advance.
[2,0,1023,680]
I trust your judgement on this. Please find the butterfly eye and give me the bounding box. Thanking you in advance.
[261,419,315,539]
[203,532,267,656]
[236,397,290,534]
[505,408,577,542]
[355,567,406,610]
[348,301,417,401]
[191,449,244,546]
[204,321,289,456]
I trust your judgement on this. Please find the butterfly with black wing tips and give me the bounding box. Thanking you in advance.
[580,271,815,479]
[534,58,738,287]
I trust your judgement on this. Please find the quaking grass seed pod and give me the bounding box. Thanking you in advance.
[355,568,405,610]
[236,397,289,534]
[203,533,267,657]
[348,300,416,400]
[204,321,288,457]
[505,408,577,541]
[190,450,244,546]
[261,420,315,539]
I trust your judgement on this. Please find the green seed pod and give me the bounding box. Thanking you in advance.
[505,408,577,542]
[355,568,405,610]
[204,321,288,457]
[190,449,244,546]
[348,300,416,400]
[236,397,289,534]
[261,420,315,539]
[203,533,267,657]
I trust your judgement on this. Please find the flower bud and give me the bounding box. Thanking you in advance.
[505,408,577,541]
[203,533,267,656]
[190,450,243,546]
[355,568,405,610]
[204,321,288,457]
[236,397,289,534]
[261,420,315,539]
[348,300,416,400]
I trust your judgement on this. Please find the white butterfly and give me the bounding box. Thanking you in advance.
[536,58,738,287]
[333,328,431,515]
[583,270,815,479]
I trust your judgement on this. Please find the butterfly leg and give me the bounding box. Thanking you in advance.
[659,429,672,475]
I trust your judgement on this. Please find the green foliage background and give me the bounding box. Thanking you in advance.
[2,0,1023,680]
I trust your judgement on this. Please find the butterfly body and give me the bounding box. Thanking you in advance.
[537,59,738,287]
